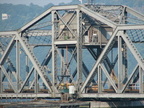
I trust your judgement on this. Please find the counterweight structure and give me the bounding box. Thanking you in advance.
[0,4,144,99]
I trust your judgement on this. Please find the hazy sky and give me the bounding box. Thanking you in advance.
[0,0,72,6]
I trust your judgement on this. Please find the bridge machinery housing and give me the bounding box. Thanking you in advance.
[0,4,144,99]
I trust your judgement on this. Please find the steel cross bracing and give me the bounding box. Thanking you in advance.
[0,4,144,99]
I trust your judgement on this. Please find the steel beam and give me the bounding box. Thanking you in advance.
[119,6,127,24]
[52,5,78,11]
[18,68,34,93]
[120,64,139,93]
[0,68,2,93]
[26,55,29,86]
[98,65,102,93]
[0,37,15,65]
[52,11,58,96]
[117,25,144,30]
[19,8,52,32]
[85,5,122,11]
[121,33,144,71]
[0,93,57,98]
[16,40,21,90]
[54,41,77,45]
[80,5,116,28]
[26,30,52,36]
[125,6,144,21]
[1,93,144,99]
[139,67,143,93]
[77,10,83,89]
[118,36,122,92]
[122,42,128,83]
[34,70,38,93]
[80,93,144,98]
[0,31,17,36]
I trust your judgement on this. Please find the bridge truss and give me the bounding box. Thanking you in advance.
[0,4,144,99]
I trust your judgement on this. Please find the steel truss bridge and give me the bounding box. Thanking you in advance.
[0,4,144,99]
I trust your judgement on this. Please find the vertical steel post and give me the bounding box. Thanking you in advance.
[34,70,38,93]
[139,67,143,93]
[52,11,57,96]
[26,36,29,86]
[61,49,64,76]
[16,39,20,91]
[26,55,29,86]
[0,68,2,93]
[122,42,127,81]
[77,10,82,91]
[98,65,102,93]
[122,8,128,82]
[118,35,122,93]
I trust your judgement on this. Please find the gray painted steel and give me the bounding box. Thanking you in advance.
[0,4,144,99]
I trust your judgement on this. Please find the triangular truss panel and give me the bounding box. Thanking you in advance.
[0,4,144,99]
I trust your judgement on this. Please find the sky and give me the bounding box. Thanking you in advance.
[0,0,73,6]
